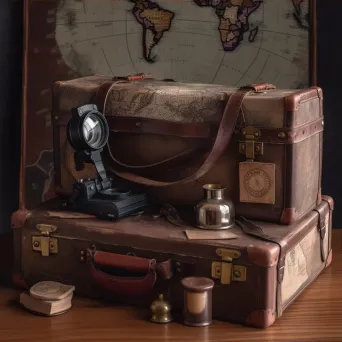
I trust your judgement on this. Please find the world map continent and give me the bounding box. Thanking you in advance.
[132,0,307,63]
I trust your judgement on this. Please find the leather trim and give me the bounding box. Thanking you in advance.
[156,260,173,280]
[246,310,276,329]
[280,208,296,225]
[236,118,323,144]
[12,272,28,289]
[11,209,31,229]
[322,195,334,210]
[107,116,215,139]
[317,188,322,204]
[246,245,279,267]
[325,249,332,268]
[240,83,276,92]
[54,113,323,145]
[112,73,153,81]
[284,87,323,112]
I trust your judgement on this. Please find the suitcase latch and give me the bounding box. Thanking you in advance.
[239,126,263,160]
[32,224,58,257]
[211,248,246,284]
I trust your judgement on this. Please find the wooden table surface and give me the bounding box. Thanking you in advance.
[0,230,341,342]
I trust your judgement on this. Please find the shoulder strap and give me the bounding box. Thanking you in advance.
[94,80,275,187]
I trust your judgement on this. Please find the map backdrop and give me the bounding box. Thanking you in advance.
[21,0,316,209]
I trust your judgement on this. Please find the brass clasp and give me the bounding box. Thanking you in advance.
[238,126,263,160]
[211,248,246,284]
[32,224,58,257]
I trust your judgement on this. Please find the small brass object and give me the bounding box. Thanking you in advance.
[278,132,286,139]
[150,294,172,324]
[211,248,246,284]
[32,224,58,257]
[238,126,263,160]
[194,184,235,230]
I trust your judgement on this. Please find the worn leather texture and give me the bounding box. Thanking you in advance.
[11,196,333,329]
[52,75,324,224]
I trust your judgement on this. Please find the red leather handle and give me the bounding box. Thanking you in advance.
[87,250,172,296]
[93,250,156,273]
[240,83,276,92]
[89,262,157,296]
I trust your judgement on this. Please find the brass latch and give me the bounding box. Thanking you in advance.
[239,126,263,160]
[211,248,246,284]
[32,224,58,257]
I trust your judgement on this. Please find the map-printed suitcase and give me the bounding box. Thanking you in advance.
[11,195,333,328]
[52,75,324,224]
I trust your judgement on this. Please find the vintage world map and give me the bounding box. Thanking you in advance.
[55,0,310,88]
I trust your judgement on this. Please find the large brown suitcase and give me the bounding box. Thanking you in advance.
[11,195,333,328]
[52,75,324,224]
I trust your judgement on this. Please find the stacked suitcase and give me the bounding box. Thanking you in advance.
[12,74,332,328]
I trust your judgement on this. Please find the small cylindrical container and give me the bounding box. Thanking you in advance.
[194,184,235,230]
[181,277,215,327]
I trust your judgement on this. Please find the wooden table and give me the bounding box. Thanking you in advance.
[0,230,341,342]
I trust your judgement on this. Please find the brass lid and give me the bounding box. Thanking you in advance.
[181,277,215,292]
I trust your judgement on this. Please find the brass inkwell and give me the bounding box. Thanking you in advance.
[195,184,235,230]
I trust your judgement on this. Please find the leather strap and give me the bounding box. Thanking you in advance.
[102,88,253,186]
[93,80,275,181]
[92,79,277,186]
[314,203,328,263]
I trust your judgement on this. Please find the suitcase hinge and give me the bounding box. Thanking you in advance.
[211,248,246,284]
[32,224,58,257]
[239,126,263,161]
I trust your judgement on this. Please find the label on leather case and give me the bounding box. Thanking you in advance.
[239,162,275,204]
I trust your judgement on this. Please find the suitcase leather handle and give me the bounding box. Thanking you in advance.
[94,81,276,187]
[87,250,172,296]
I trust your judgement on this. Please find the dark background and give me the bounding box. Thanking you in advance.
[317,0,342,228]
[1,0,341,232]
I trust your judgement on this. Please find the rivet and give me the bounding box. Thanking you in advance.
[80,256,84,262]
[34,241,40,248]
[254,132,259,137]
[242,131,246,136]
[54,116,59,121]
[278,132,286,139]
[233,270,241,278]
[80,250,85,255]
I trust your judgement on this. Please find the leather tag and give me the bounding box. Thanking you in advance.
[239,162,276,204]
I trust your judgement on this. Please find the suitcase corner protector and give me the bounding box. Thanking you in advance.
[11,209,31,229]
[12,271,28,289]
[247,309,276,329]
[246,244,279,267]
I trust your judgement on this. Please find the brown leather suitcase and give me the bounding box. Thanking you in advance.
[11,195,333,328]
[52,74,324,224]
